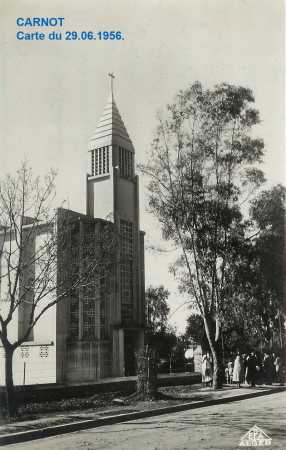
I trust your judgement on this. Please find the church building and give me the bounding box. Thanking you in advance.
[0,80,145,385]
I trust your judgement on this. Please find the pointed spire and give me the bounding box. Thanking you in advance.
[108,72,115,99]
[89,75,134,151]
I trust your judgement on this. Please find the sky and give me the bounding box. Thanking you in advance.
[0,0,285,332]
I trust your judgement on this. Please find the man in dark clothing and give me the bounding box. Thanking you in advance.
[263,353,273,385]
[246,352,257,387]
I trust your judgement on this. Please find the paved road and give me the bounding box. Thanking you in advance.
[7,392,286,449]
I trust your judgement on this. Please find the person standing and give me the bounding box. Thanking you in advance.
[241,354,247,384]
[263,353,273,385]
[201,354,207,387]
[233,352,243,388]
[245,352,257,387]
[205,353,213,387]
[225,364,230,384]
[227,360,233,384]
[274,355,281,384]
[201,353,212,388]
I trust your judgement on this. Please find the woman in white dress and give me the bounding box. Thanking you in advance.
[233,352,243,388]
[201,353,212,387]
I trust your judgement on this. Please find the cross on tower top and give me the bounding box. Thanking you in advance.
[108,72,115,96]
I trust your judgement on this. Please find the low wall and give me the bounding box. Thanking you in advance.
[0,372,201,405]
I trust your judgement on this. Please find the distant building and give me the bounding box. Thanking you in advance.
[0,85,145,385]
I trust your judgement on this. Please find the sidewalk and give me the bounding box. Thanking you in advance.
[0,384,285,446]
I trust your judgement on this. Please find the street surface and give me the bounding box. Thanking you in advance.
[7,391,286,449]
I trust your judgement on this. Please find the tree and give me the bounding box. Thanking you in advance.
[145,285,176,371]
[229,185,286,352]
[186,190,286,358]
[250,185,286,350]
[140,82,266,388]
[185,313,209,353]
[0,163,116,417]
[145,285,170,333]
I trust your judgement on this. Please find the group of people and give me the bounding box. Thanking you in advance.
[201,351,283,389]
[225,351,282,388]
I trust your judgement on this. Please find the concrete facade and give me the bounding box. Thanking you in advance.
[0,224,57,385]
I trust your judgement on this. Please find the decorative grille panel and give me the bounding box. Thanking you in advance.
[91,147,110,176]
[40,345,49,358]
[20,347,30,359]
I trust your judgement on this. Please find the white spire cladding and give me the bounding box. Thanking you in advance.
[89,75,134,151]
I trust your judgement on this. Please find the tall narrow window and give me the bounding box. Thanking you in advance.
[99,148,102,174]
[82,297,96,339]
[68,221,80,340]
[69,294,79,339]
[91,150,95,175]
[120,220,134,322]
[118,147,134,179]
[95,149,98,175]
[103,148,106,173]
[107,147,109,173]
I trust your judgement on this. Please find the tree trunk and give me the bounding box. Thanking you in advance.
[136,347,157,399]
[212,340,224,389]
[4,346,17,418]
[203,317,224,389]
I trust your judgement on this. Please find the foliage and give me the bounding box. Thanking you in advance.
[147,329,177,360]
[185,313,210,352]
[145,285,178,363]
[145,285,170,333]
[185,187,286,356]
[140,81,266,388]
[224,185,286,352]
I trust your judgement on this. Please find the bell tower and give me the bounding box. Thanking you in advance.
[86,73,136,223]
[86,75,145,376]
